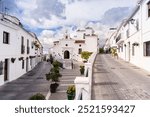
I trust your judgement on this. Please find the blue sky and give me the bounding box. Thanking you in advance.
[0,0,139,52]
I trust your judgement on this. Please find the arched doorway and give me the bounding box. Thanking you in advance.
[64,50,70,59]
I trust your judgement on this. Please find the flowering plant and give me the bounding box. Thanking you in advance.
[66,85,75,95]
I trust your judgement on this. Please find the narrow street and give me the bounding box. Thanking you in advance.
[92,54,150,100]
[0,62,51,100]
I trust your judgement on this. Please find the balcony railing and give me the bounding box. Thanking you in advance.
[21,45,25,54]
[74,52,97,100]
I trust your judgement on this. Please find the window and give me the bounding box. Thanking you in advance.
[83,33,85,39]
[0,62,3,75]
[78,48,82,54]
[79,44,81,47]
[65,44,68,47]
[132,45,135,56]
[31,41,34,49]
[121,46,123,52]
[144,41,150,56]
[126,29,129,38]
[148,1,150,17]
[21,36,25,54]
[22,60,24,69]
[27,39,30,54]
[3,31,9,44]
[136,19,139,31]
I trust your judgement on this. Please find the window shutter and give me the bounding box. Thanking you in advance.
[0,62,3,75]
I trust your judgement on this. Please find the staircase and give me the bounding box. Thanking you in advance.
[49,63,80,100]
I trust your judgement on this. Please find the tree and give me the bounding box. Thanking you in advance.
[81,51,92,61]
[99,48,104,54]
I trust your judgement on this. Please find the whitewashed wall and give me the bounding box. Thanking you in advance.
[0,14,42,86]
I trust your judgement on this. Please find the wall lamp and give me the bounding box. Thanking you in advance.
[129,19,135,24]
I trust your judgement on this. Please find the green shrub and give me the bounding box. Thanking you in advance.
[52,60,63,68]
[99,48,104,54]
[46,72,61,82]
[29,93,45,100]
[46,65,62,82]
[81,51,92,61]
[80,66,85,75]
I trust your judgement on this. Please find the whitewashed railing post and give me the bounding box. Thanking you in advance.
[74,52,97,100]
[74,77,89,100]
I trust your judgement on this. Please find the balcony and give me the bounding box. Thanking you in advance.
[21,45,25,54]
[116,34,124,45]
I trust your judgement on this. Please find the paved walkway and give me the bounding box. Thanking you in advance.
[49,62,80,100]
[0,62,51,100]
[92,54,150,100]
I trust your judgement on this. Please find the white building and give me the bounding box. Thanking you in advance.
[104,28,117,53]
[105,0,150,72]
[0,13,43,86]
[51,27,98,68]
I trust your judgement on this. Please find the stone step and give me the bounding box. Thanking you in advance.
[60,76,76,79]
[59,81,74,84]
[59,84,74,86]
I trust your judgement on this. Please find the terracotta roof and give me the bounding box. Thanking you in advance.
[75,40,85,43]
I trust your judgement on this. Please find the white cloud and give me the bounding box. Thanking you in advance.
[38,30,57,53]
[16,0,37,10]
[14,0,138,29]
[9,0,139,51]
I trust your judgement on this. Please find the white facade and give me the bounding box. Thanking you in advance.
[105,0,150,72]
[0,13,43,86]
[104,29,117,52]
[51,27,98,62]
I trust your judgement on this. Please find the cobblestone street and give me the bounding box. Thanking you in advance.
[0,62,51,100]
[92,54,150,100]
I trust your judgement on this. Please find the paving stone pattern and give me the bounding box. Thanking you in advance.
[92,54,150,100]
[0,62,51,100]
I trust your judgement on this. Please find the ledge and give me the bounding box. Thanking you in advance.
[74,77,89,84]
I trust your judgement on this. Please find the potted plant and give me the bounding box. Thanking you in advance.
[81,51,92,62]
[11,58,16,63]
[29,93,45,100]
[46,67,62,93]
[66,85,75,100]
[80,66,85,75]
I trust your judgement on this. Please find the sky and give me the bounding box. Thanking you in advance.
[0,0,139,53]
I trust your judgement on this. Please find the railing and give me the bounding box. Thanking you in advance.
[74,52,97,100]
